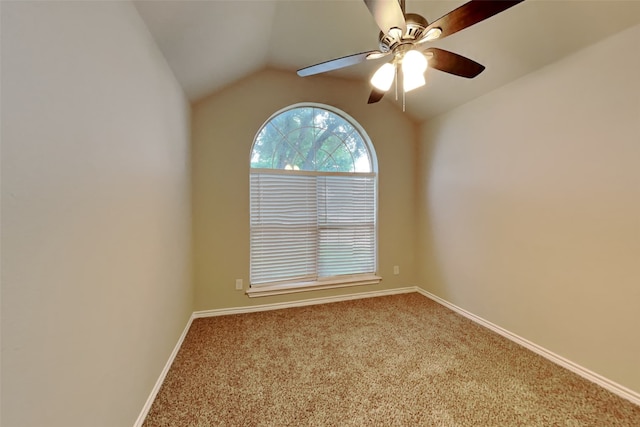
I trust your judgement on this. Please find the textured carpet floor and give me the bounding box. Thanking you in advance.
[143,293,640,426]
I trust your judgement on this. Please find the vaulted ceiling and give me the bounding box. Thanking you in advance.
[134,0,640,122]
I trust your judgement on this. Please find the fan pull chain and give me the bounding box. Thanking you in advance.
[403,89,405,112]
[394,63,398,101]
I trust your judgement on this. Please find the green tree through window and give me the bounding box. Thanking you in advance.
[251,106,372,173]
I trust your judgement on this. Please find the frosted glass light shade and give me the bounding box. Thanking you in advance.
[370,63,395,91]
[402,50,427,73]
[401,50,427,92]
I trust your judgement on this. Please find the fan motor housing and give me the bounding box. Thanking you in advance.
[378,13,429,52]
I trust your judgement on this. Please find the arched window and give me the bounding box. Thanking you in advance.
[248,104,380,296]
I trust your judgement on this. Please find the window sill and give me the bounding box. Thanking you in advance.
[246,275,382,298]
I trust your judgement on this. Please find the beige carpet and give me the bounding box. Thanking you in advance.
[143,293,640,426]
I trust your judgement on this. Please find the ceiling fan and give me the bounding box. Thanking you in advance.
[297,0,525,104]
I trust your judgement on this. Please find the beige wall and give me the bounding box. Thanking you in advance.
[1,2,192,426]
[192,68,418,310]
[418,24,640,393]
[3,3,636,424]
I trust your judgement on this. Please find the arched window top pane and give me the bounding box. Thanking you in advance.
[251,104,374,173]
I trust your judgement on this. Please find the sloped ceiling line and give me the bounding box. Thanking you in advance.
[134,0,640,122]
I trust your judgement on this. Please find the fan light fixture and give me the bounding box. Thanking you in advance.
[370,50,428,94]
[297,0,524,106]
[370,63,395,91]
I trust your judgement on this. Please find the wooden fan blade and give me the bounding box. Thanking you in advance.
[364,0,407,35]
[297,50,386,77]
[424,0,524,41]
[368,89,386,104]
[424,48,485,78]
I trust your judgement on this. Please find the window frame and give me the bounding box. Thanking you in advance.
[247,103,380,297]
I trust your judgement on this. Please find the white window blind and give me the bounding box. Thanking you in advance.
[317,175,376,277]
[250,171,376,287]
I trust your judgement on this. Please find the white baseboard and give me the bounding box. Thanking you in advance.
[133,314,195,427]
[415,287,640,406]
